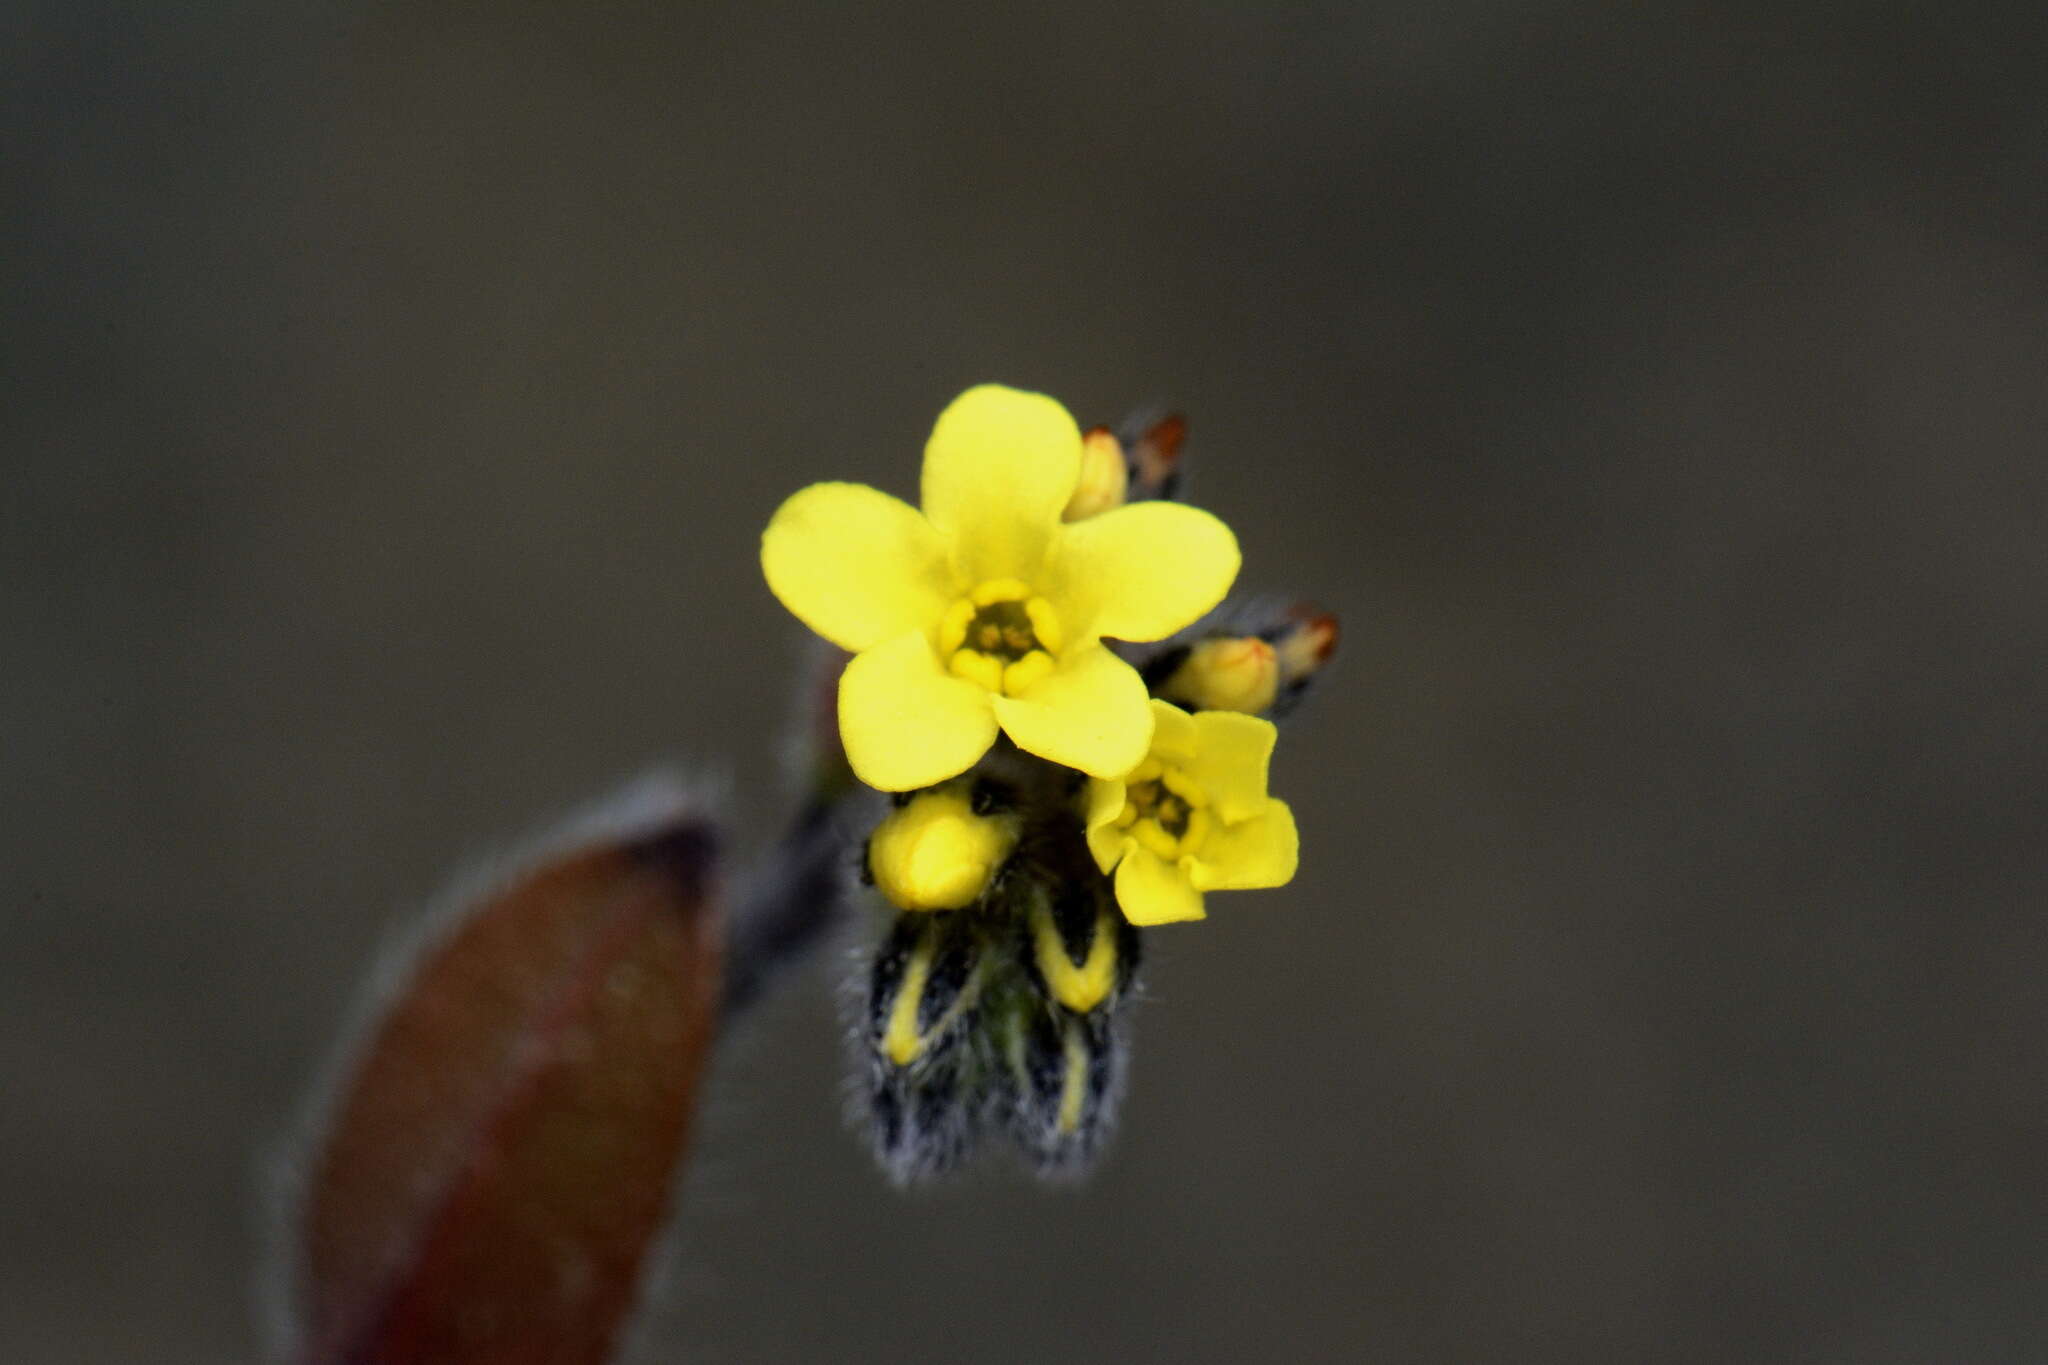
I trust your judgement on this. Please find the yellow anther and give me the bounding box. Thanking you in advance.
[1164,636,1280,714]
[947,648,1004,693]
[1132,819,1182,861]
[937,598,976,654]
[942,584,1066,695]
[1063,427,1129,521]
[1022,596,1065,654]
[1116,758,1214,862]
[867,785,1020,912]
[970,577,1033,607]
[1161,766,1208,808]
[1002,649,1055,695]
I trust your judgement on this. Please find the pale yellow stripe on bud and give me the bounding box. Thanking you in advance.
[1030,902,1119,1014]
[1056,1026,1090,1135]
[881,928,935,1066]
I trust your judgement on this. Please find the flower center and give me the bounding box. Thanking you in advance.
[938,578,1064,696]
[1116,759,1211,861]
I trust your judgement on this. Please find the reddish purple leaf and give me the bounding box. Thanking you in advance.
[292,794,721,1365]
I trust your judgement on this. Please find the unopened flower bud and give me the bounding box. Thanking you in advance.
[866,784,1019,911]
[864,912,986,1181]
[1062,427,1130,521]
[1022,881,1133,1014]
[1119,412,1187,501]
[1267,605,1339,715]
[994,997,1130,1177]
[1274,606,1339,687]
[1161,636,1280,714]
[868,910,986,1068]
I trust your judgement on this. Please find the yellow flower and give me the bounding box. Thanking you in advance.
[1084,700,1298,925]
[761,385,1241,791]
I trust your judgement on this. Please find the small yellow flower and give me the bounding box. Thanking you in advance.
[1084,700,1298,925]
[762,385,1241,791]
[867,782,1019,911]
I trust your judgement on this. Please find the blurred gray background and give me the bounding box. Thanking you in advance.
[8,3,2046,1361]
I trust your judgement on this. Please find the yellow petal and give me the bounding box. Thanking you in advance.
[1048,500,1240,643]
[1113,845,1206,925]
[1145,698,1198,763]
[839,630,999,791]
[762,482,955,652]
[1087,821,1129,875]
[1186,799,1299,891]
[920,385,1083,581]
[990,643,1153,779]
[1083,775,1127,835]
[1083,775,1129,872]
[1186,709,1277,823]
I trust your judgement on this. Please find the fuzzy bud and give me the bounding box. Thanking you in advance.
[1274,606,1339,689]
[1118,412,1187,501]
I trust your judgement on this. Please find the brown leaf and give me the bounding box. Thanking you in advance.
[292,790,721,1365]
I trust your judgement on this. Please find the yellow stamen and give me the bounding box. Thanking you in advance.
[937,599,976,654]
[948,648,1004,693]
[941,582,1069,696]
[1023,596,1064,654]
[1161,766,1208,808]
[1116,759,1214,861]
[971,577,1032,607]
[1002,649,1055,695]
[1132,820,1181,861]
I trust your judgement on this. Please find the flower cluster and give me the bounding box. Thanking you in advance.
[762,385,1335,1180]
